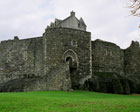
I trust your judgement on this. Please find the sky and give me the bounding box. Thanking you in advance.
[0,0,139,49]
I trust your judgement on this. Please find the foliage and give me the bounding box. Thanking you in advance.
[0,91,140,112]
[130,0,140,17]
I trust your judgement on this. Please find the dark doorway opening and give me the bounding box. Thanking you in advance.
[66,57,77,89]
[66,57,72,68]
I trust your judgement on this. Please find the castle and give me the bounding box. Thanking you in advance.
[0,11,140,93]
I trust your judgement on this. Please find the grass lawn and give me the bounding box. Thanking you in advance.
[0,90,140,112]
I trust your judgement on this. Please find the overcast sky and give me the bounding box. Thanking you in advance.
[0,0,139,48]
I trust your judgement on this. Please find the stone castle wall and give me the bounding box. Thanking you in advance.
[124,41,140,76]
[0,34,72,91]
[92,39,140,76]
[43,28,92,88]
[0,27,140,92]
[0,28,92,91]
[92,39,124,75]
[0,37,43,83]
[90,40,140,94]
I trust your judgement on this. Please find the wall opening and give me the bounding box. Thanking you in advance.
[63,49,79,89]
[66,57,72,69]
[66,56,77,89]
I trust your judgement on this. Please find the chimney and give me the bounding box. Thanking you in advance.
[70,11,75,16]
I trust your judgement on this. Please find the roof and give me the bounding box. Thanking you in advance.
[56,11,87,27]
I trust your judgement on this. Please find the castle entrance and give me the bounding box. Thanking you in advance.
[63,49,79,89]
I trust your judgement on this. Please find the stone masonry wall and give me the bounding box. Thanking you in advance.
[92,39,124,75]
[0,37,43,83]
[0,27,140,92]
[43,28,92,88]
[124,41,140,76]
[23,62,71,92]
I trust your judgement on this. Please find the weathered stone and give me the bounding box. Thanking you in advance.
[0,27,92,92]
[124,41,140,76]
[92,39,124,75]
[43,28,92,89]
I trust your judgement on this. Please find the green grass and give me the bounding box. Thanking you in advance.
[0,90,140,112]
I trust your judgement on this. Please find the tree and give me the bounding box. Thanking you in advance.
[129,0,140,17]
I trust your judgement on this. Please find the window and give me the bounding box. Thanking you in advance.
[71,40,77,47]
[78,23,80,28]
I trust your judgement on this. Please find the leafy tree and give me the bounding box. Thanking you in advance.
[129,0,140,28]
[130,0,140,17]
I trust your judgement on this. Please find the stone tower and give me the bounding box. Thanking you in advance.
[43,12,92,89]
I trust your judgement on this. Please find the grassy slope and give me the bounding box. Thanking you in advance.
[0,91,140,112]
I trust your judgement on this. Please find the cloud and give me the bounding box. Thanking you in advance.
[0,0,139,48]
[50,0,140,48]
[0,0,53,40]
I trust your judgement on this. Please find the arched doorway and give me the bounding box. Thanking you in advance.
[63,49,79,89]
[66,57,77,74]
